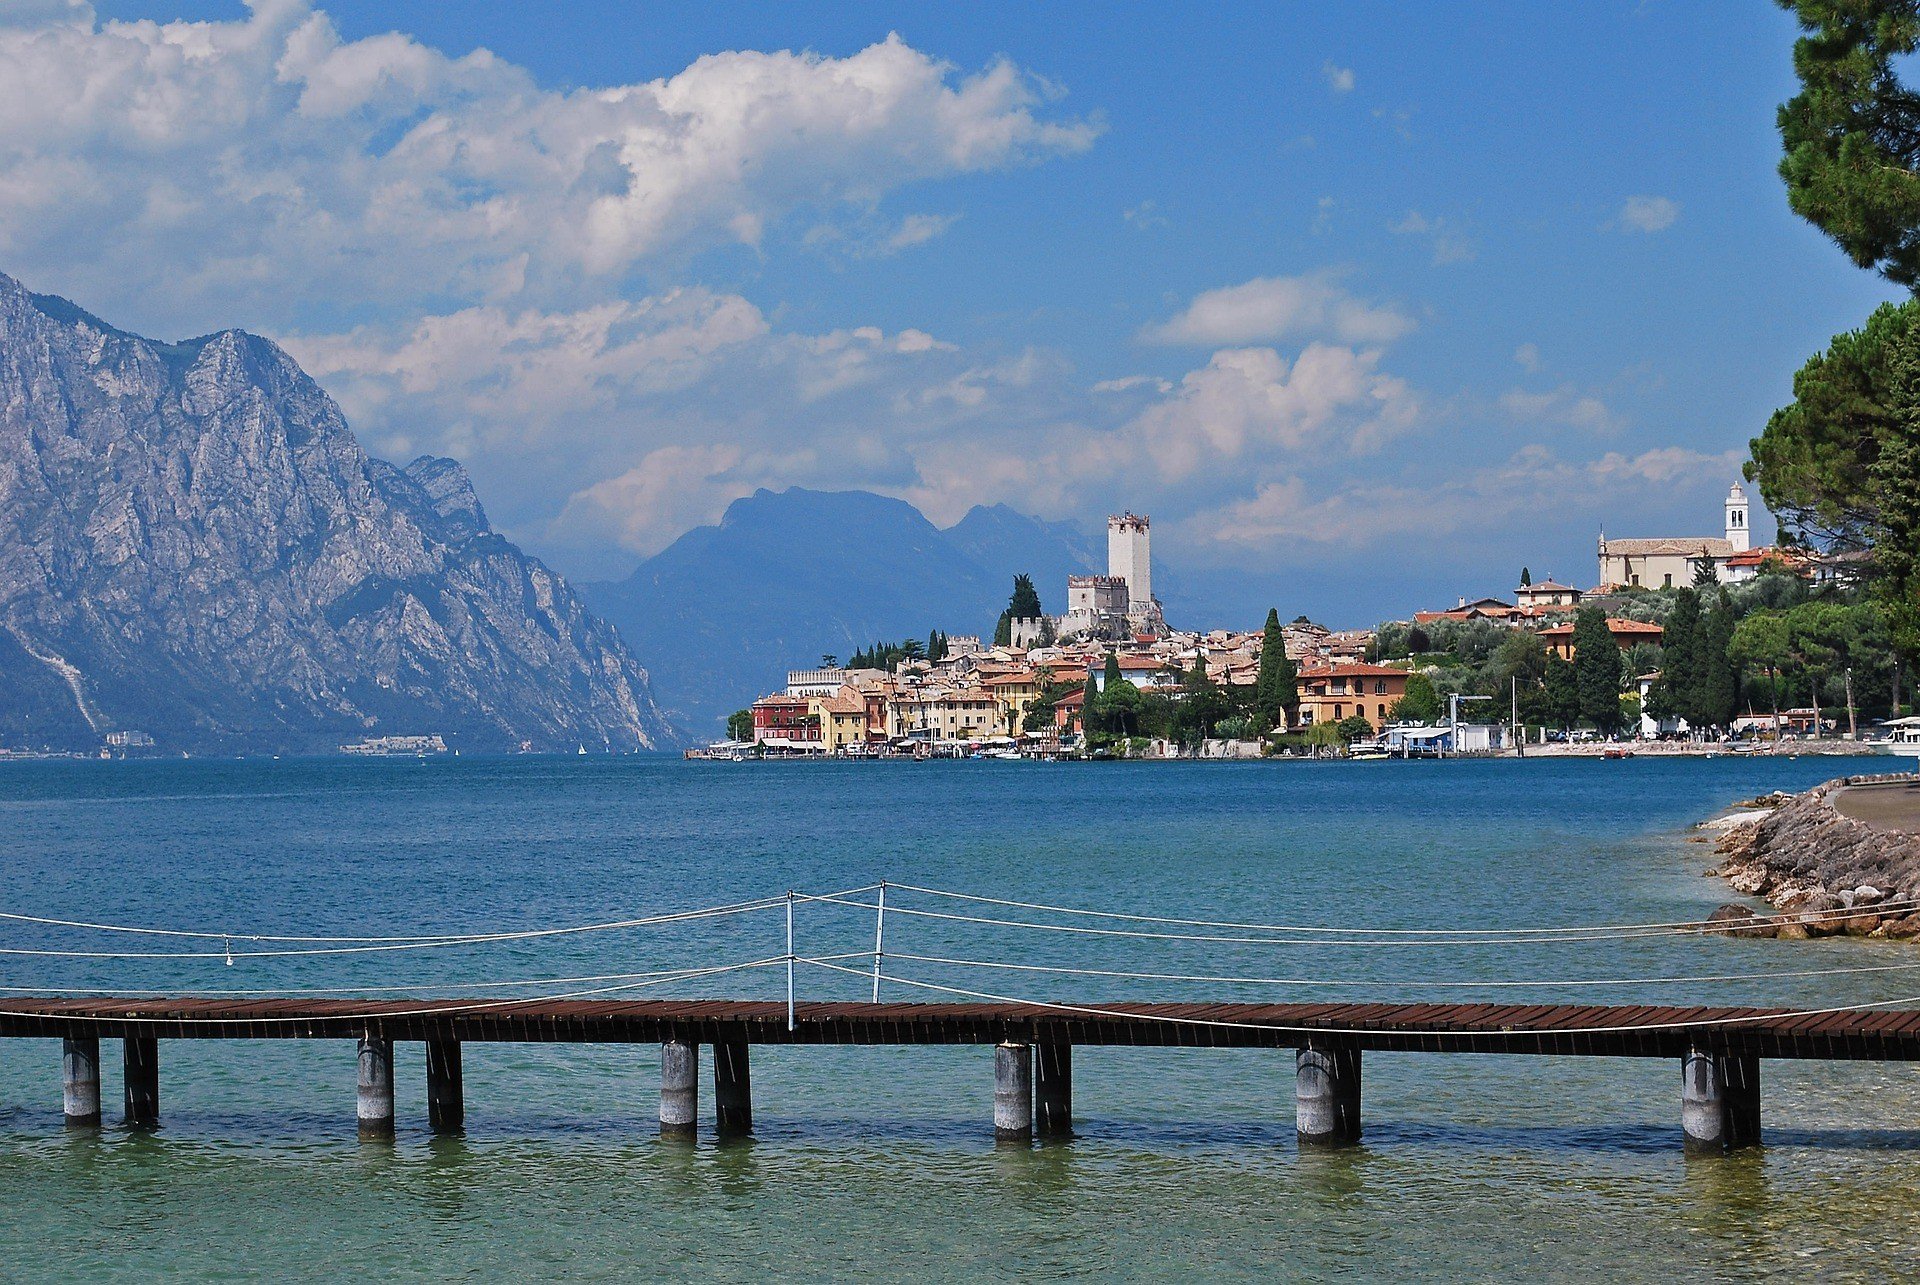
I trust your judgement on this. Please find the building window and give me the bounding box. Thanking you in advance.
[1663,573,1673,588]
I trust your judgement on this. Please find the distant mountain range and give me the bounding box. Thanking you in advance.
[585,488,1099,734]
[0,272,673,754]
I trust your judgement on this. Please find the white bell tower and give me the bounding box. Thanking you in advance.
[1724,482,1750,553]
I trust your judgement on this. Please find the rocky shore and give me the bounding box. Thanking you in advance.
[1703,773,1920,940]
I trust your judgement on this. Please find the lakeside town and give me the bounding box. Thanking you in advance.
[709,484,1916,760]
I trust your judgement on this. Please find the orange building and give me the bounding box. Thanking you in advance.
[1296,662,1411,729]
[1537,617,1663,662]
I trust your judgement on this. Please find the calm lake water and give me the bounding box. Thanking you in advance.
[1,753,1916,1280]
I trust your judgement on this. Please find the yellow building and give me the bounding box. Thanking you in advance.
[809,686,872,752]
[887,687,1003,742]
[983,671,1043,733]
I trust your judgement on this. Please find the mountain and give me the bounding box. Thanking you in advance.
[585,488,1098,735]
[0,272,674,754]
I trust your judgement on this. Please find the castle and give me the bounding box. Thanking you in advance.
[1058,513,1166,640]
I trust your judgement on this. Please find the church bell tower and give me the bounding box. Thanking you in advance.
[1724,482,1750,554]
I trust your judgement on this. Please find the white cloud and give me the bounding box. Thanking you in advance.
[1513,342,1541,373]
[1188,444,1739,548]
[884,212,960,253]
[1140,273,1415,347]
[1389,210,1474,265]
[1322,62,1355,94]
[1618,195,1679,234]
[0,5,1097,331]
[1123,200,1168,230]
[1499,385,1623,434]
[1090,374,1173,394]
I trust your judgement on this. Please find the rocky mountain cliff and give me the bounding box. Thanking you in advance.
[585,488,1097,735]
[0,273,674,754]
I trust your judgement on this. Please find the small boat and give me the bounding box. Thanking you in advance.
[1602,747,1635,760]
[1880,717,1920,759]
[1348,741,1391,761]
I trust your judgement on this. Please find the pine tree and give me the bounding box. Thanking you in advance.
[1253,608,1297,728]
[1876,334,1920,662]
[1520,567,1532,586]
[1572,606,1623,731]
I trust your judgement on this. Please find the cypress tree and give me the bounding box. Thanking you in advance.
[1543,655,1580,728]
[1572,606,1623,731]
[1697,593,1741,729]
[1660,589,1701,726]
[1253,608,1297,728]
[1520,567,1532,586]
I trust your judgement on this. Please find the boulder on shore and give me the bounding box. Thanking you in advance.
[1713,774,1920,940]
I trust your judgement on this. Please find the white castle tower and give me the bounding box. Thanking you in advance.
[1724,481,1750,554]
[1107,513,1151,611]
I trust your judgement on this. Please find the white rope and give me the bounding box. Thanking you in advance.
[807,893,1857,948]
[0,954,812,1024]
[803,957,1920,1039]
[882,881,1920,940]
[0,894,790,950]
[878,949,1920,990]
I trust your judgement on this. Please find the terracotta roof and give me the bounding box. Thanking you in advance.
[1517,580,1578,593]
[1537,618,1664,638]
[1298,662,1410,679]
[1601,537,1734,557]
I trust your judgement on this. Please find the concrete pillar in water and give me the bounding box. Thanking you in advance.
[1035,1041,1072,1138]
[713,1038,752,1138]
[1722,1053,1761,1150]
[1296,1042,1361,1146]
[357,1036,395,1139]
[1682,1046,1761,1153]
[426,1038,463,1134]
[62,1036,101,1126]
[994,1041,1033,1142]
[660,1038,698,1138]
[123,1035,159,1129]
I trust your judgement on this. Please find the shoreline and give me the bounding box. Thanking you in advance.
[1701,771,1920,940]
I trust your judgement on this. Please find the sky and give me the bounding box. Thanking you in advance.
[0,1,1904,627]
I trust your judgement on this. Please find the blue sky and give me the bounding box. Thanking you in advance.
[9,2,1903,626]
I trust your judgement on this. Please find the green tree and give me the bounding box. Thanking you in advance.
[1876,337,1920,660]
[1572,606,1625,731]
[1750,299,1918,548]
[1390,671,1442,722]
[1656,588,1702,725]
[1253,608,1299,728]
[1731,611,1796,739]
[1520,566,1532,586]
[1543,656,1580,728]
[726,709,754,741]
[1696,592,1743,729]
[1175,654,1231,743]
[1777,0,1920,286]
[1336,714,1375,741]
[1009,573,1044,619]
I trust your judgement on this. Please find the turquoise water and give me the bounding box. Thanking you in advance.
[1,755,1917,1279]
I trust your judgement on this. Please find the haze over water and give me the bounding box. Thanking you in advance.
[1,755,1916,1279]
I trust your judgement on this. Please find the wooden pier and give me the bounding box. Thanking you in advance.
[9,996,1920,1152]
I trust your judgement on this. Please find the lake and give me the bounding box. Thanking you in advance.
[0,754,1914,1280]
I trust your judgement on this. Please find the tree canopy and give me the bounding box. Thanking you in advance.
[1572,606,1625,731]
[1778,0,1920,287]
[1252,608,1299,729]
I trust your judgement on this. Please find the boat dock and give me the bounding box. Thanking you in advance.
[12,996,1920,1152]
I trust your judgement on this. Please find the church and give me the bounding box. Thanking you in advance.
[1596,482,1774,589]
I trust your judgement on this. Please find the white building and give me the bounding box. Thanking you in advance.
[1597,482,1757,590]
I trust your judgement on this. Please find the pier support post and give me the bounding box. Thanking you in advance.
[994,1041,1033,1142]
[1296,1042,1361,1147]
[1035,1041,1072,1138]
[1682,1046,1760,1153]
[357,1036,395,1139]
[660,1038,698,1138]
[123,1035,158,1129]
[713,1038,752,1138]
[426,1038,463,1134]
[62,1036,101,1126]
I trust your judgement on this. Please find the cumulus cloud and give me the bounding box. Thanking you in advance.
[0,4,1097,330]
[1618,195,1679,234]
[1322,61,1355,93]
[1513,342,1541,372]
[1139,273,1415,347]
